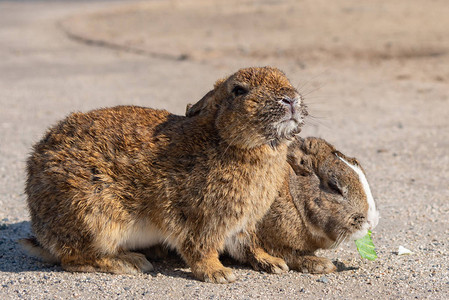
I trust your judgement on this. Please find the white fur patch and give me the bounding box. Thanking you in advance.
[276,119,299,138]
[119,221,167,250]
[350,223,372,240]
[337,156,380,236]
[224,233,248,262]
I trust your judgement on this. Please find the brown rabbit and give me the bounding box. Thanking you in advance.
[143,137,380,274]
[245,137,380,273]
[20,67,308,283]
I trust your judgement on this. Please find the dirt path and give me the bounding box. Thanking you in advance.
[0,0,448,299]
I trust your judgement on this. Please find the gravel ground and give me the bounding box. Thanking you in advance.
[0,0,448,299]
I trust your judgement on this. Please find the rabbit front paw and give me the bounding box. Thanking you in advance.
[248,248,289,274]
[290,255,336,274]
[191,258,237,284]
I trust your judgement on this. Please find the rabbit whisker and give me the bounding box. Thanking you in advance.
[330,230,347,249]
[330,234,341,249]
[295,71,328,93]
[221,134,240,159]
[333,234,344,249]
[307,113,328,120]
[301,88,323,97]
[338,232,348,247]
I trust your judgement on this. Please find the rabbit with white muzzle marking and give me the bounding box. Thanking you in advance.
[247,136,380,273]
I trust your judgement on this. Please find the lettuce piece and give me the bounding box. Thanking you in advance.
[355,230,377,261]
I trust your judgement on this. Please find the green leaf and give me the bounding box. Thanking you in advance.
[355,230,377,261]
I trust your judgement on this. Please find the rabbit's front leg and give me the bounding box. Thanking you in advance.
[180,236,237,284]
[245,231,289,274]
[287,255,336,274]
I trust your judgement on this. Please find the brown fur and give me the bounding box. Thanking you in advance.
[143,137,377,274]
[255,137,373,273]
[21,67,307,283]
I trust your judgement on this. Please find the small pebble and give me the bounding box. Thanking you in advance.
[317,276,329,284]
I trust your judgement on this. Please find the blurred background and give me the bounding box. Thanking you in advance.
[0,0,448,298]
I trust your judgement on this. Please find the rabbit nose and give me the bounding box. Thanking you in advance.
[280,97,297,114]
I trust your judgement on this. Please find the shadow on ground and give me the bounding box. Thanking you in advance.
[1,221,357,279]
[0,221,56,273]
[0,221,248,281]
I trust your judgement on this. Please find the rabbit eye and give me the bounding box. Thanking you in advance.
[328,179,343,196]
[232,85,248,97]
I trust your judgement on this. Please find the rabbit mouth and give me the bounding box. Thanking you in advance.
[349,222,371,240]
[329,230,349,249]
[270,95,307,140]
[275,117,303,139]
[329,221,369,248]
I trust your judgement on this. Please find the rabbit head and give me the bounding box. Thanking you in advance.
[186,66,308,149]
[288,137,379,248]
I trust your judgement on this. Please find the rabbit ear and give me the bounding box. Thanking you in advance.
[186,77,229,117]
[186,78,227,118]
[287,142,313,176]
[185,90,215,117]
[185,103,194,115]
[302,137,336,156]
[214,78,226,88]
[301,138,321,155]
[334,151,361,168]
